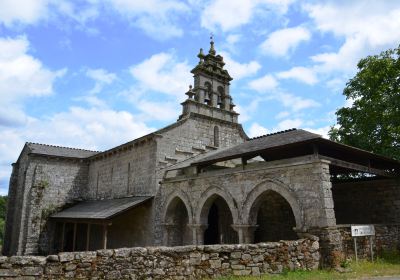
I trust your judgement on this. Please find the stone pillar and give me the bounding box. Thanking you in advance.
[197,89,205,103]
[162,223,177,246]
[231,225,258,244]
[187,224,207,245]
[224,96,231,111]
[211,91,218,107]
[308,227,343,268]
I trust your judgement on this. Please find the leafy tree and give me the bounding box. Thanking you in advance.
[0,196,7,245]
[329,45,400,160]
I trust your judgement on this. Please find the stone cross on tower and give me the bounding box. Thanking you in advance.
[179,39,238,123]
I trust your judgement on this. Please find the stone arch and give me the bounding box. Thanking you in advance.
[217,86,224,95]
[242,179,303,230]
[204,82,212,104]
[163,191,193,224]
[163,193,193,246]
[195,186,239,225]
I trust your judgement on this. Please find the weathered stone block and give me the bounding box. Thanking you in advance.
[230,252,241,259]
[209,259,221,269]
[45,265,63,275]
[59,252,75,262]
[21,266,43,276]
[0,268,20,277]
[47,255,59,262]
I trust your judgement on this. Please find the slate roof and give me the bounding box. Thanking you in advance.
[193,129,320,165]
[191,128,400,171]
[51,196,153,220]
[27,142,100,159]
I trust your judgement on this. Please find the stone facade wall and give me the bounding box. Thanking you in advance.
[332,179,400,224]
[155,115,246,174]
[0,238,319,279]
[337,224,400,259]
[86,140,157,199]
[3,153,89,256]
[161,156,336,237]
[3,147,30,256]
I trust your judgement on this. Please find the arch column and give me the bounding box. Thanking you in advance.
[162,223,177,246]
[231,224,258,244]
[187,224,207,245]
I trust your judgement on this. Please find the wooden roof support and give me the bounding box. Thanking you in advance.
[319,155,395,177]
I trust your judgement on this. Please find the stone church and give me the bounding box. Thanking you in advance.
[3,40,400,263]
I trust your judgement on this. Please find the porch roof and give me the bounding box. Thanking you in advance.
[191,128,400,176]
[51,196,153,220]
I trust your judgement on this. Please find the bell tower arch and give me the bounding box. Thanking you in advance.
[180,37,238,123]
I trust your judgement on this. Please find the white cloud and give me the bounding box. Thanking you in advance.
[0,36,65,127]
[86,68,117,94]
[280,92,319,112]
[305,2,400,74]
[55,0,100,26]
[226,34,241,45]
[248,74,278,92]
[0,0,49,26]
[0,36,65,100]
[220,52,261,80]
[303,125,330,139]
[0,0,99,29]
[129,52,191,100]
[276,111,289,119]
[0,106,155,194]
[277,66,318,85]
[247,72,320,112]
[107,0,189,39]
[248,122,269,138]
[276,118,303,130]
[260,26,311,57]
[136,100,179,122]
[201,0,294,31]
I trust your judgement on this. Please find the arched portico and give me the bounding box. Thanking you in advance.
[242,180,303,243]
[194,187,239,245]
[200,194,238,245]
[195,187,239,225]
[163,194,192,246]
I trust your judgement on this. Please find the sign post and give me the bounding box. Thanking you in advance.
[351,225,375,262]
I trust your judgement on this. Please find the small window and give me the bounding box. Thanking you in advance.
[214,126,220,147]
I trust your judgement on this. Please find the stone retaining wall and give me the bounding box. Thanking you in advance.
[0,238,319,279]
[337,224,400,259]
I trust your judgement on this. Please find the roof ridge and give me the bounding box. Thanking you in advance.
[249,128,297,140]
[27,142,101,153]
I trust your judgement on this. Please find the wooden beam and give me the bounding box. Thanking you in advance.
[102,224,108,249]
[86,224,91,251]
[72,223,77,251]
[319,155,394,177]
[313,144,319,158]
[61,222,65,252]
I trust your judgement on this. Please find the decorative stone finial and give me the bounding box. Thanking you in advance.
[209,33,216,55]
[197,48,205,63]
[185,85,195,99]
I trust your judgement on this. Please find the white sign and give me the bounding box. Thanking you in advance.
[351,225,375,237]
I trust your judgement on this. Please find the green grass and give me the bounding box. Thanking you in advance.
[216,251,400,280]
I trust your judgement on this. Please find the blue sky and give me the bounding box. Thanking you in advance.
[1,0,400,195]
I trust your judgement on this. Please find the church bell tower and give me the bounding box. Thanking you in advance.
[179,38,239,123]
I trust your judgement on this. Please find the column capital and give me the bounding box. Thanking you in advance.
[161,223,178,229]
[187,223,208,229]
[231,224,258,244]
[231,224,258,231]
